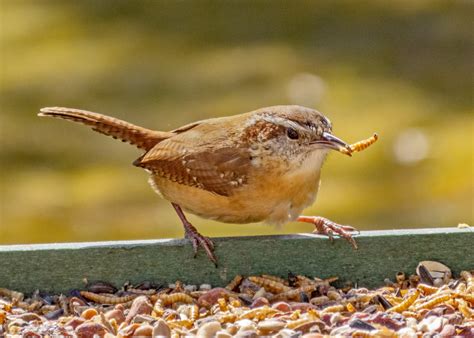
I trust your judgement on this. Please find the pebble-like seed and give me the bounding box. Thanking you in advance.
[234,330,257,338]
[133,324,153,337]
[184,285,197,292]
[310,296,329,306]
[330,312,342,325]
[327,290,342,301]
[65,317,86,330]
[250,297,269,308]
[196,321,222,338]
[104,309,125,325]
[397,327,417,337]
[272,301,291,312]
[80,308,98,320]
[152,319,171,338]
[257,319,285,333]
[125,296,152,324]
[405,317,418,328]
[274,328,299,338]
[439,324,455,337]
[215,330,232,338]
[238,324,256,333]
[226,324,238,335]
[199,284,212,291]
[252,287,266,300]
[75,322,107,337]
[235,319,254,329]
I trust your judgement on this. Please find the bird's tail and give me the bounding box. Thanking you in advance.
[39,107,172,150]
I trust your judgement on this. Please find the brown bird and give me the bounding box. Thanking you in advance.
[39,105,360,265]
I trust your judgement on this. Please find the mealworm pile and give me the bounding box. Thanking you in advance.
[0,261,472,337]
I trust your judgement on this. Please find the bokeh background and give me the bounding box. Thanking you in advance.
[1,0,473,244]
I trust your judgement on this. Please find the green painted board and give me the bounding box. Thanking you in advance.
[0,227,472,294]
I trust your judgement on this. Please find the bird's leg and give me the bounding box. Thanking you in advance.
[297,216,359,249]
[171,203,217,266]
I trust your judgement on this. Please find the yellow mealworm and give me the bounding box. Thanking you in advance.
[289,309,301,320]
[218,312,238,324]
[189,304,199,321]
[456,298,473,319]
[416,283,439,295]
[454,292,474,304]
[152,299,165,317]
[271,284,317,301]
[323,276,339,284]
[307,308,319,320]
[127,288,157,295]
[262,274,289,286]
[210,303,222,315]
[228,297,242,308]
[413,293,452,311]
[164,311,178,321]
[249,276,291,294]
[285,318,310,330]
[0,288,24,301]
[225,275,243,291]
[80,291,137,304]
[460,271,474,292]
[387,290,419,313]
[455,282,466,293]
[296,275,316,286]
[217,297,228,312]
[346,303,356,312]
[350,330,378,338]
[350,133,378,152]
[167,319,194,329]
[160,292,194,306]
[342,133,379,155]
[239,306,279,320]
[320,304,345,314]
[401,311,420,319]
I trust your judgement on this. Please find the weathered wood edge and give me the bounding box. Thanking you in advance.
[1,228,472,294]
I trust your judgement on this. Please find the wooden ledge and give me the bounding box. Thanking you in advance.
[1,227,472,293]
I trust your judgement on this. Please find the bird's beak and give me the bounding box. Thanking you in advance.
[314,132,352,156]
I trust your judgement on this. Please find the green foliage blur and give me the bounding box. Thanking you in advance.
[1,0,473,244]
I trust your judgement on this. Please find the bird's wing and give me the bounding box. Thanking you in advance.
[133,132,251,197]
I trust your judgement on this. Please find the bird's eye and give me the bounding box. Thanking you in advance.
[287,128,299,140]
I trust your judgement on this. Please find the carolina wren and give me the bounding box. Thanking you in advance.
[39,105,364,265]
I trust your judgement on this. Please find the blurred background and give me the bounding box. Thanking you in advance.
[1,0,472,244]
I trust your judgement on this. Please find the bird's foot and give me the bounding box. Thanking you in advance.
[184,223,217,266]
[172,202,218,266]
[297,216,359,249]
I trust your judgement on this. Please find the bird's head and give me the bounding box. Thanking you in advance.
[243,105,351,168]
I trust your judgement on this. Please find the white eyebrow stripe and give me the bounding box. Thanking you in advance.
[323,116,332,128]
[261,115,307,132]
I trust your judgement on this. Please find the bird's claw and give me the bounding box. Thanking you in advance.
[185,227,218,267]
[173,203,218,267]
[312,217,359,249]
[298,216,359,249]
